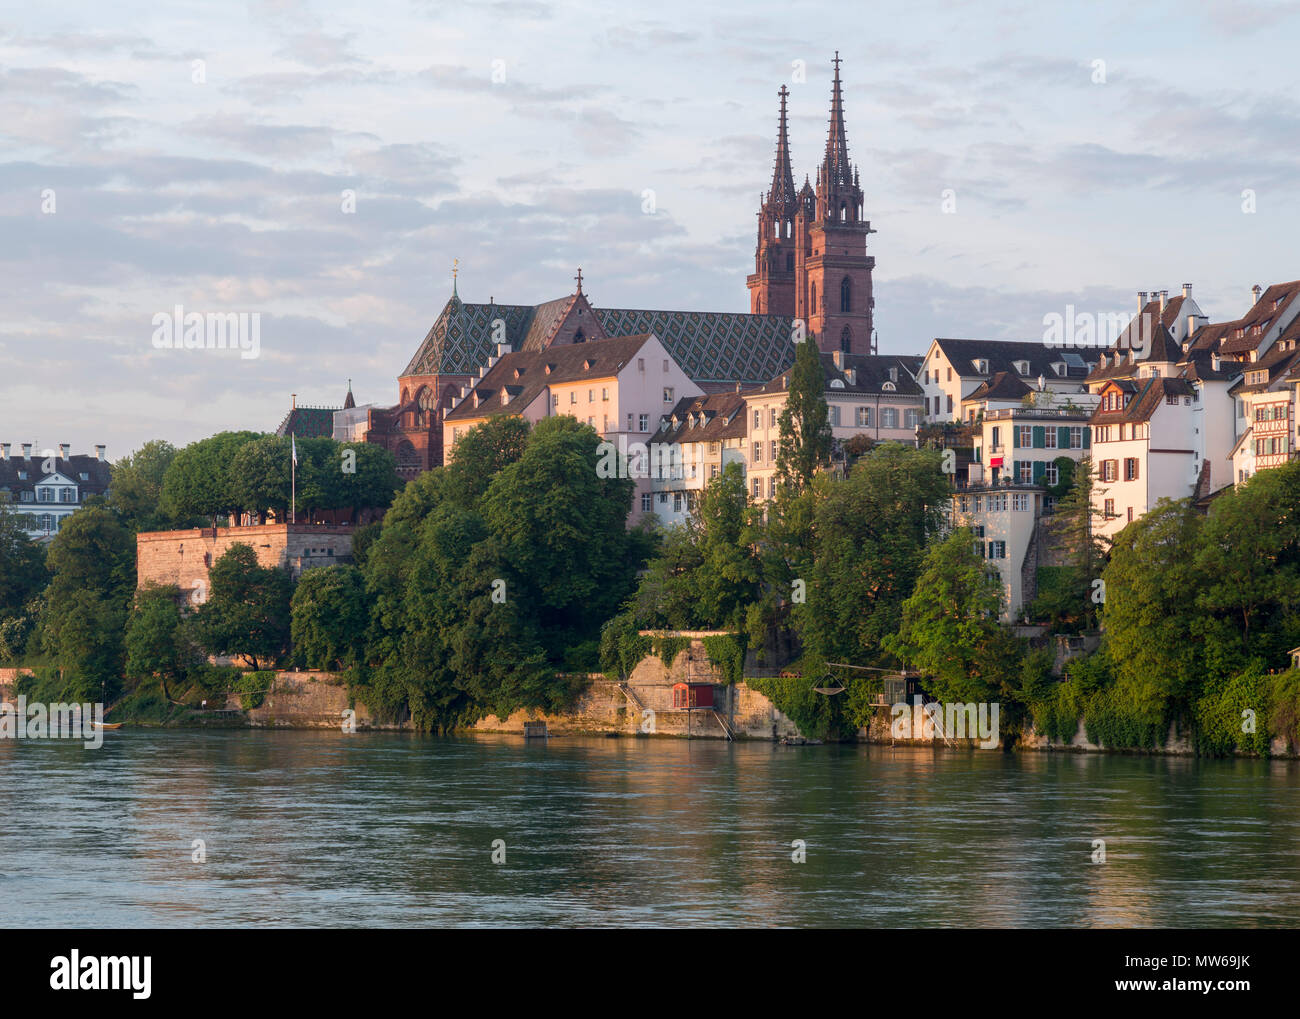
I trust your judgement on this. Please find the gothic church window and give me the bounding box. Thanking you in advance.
[840,277,852,313]
[840,326,852,353]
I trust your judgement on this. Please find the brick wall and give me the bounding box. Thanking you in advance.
[136,524,355,600]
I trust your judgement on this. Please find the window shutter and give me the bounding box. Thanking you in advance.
[1032,426,1045,448]
[1058,426,1069,448]
[1082,427,1091,449]
[1032,460,1046,484]
[1012,427,1020,449]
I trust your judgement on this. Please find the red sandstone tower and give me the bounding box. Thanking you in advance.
[747,85,798,317]
[752,55,876,354]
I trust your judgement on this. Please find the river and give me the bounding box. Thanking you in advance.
[2,731,1297,927]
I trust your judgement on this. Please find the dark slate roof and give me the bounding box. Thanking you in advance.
[1085,314,1185,384]
[650,393,747,445]
[443,334,656,424]
[0,453,112,503]
[747,352,922,398]
[276,406,338,438]
[403,293,795,385]
[1181,351,1242,383]
[1089,376,1194,426]
[965,370,1032,402]
[931,338,1092,380]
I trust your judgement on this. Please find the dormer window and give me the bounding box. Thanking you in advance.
[583,358,594,370]
[1015,360,1030,375]
[975,359,989,374]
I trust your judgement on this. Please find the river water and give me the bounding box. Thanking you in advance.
[2,730,1297,927]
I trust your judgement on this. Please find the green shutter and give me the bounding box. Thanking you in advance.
[1032,460,1046,484]
[1032,426,1045,448]
[1012,427,1019,449]
[1058,426,1069,449]
[1082,427,1091,449]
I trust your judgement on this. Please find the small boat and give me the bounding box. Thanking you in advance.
[95,722,123,730]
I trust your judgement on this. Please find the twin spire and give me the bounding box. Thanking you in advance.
[762,53,859,215]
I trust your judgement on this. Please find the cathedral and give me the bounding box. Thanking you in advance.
[357,55,876,475]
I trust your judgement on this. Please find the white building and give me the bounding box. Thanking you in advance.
[441,333,702,523]
[741,351,923,501]
[646,393,748,525]
[951,407,1093,619]
[918,338,1094,423]
[0,443,112,540]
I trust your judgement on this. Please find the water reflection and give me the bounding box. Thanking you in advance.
[0,732,1297,927]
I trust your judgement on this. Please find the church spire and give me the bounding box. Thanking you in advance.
[767,85,796,212]
[823,51,852,189]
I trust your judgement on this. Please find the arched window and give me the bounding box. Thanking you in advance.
[811,282,817,312]
[840,277,852,313]
[840,326,852,353]
[396,440,419,471]
[414,387,431,426]
[840,203,847,222]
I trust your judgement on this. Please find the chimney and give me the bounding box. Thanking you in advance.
[845,367,856,385]
[1212,352,1221,372]
[496,342,512,357]
[0,443,8,461]
[1252,284,1263,304]
[21,443,31,461]
[1182,283,1193,300]
[292,393,297,410]
[735,382,742,393]
[1138,291,1148,312]
[1159,290,1168,311]
[59,443,70,460]
[95,444,106,461]
[832,349,845,370]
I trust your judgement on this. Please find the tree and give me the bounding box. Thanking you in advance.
[37,505,136,700]
[110,440,181,531]
[1033,454,1107,628]
[1101,498,1205,712]
[160,431,260,525]
[885,528,1022,705]
[478,415,638,661]
[1194,461,1300,670]
[43,588,129,703]
[775,335,832,492]
[228,435,292,523]
[291,565,369,670]
[798,444,950,667]
[195,544,293,669]
[44,505,135,608]
[0,504,48,644]
[125,583,201,700]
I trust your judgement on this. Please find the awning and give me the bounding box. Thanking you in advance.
[989,456,1004,468]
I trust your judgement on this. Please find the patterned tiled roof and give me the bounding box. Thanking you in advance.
[276,407,338,438]
[404,294,795,385]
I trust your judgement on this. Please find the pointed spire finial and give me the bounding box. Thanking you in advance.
[452,257,459,298]
[764,85,796,214]
[575,267,583,294]
[822,52,852,191]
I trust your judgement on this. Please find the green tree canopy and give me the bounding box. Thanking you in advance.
[195,543,293,669]
[290,565,369,671]
[775,334,832,492]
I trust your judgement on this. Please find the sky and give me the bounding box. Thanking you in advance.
[3,0,1300,457]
